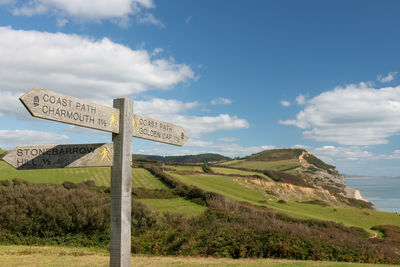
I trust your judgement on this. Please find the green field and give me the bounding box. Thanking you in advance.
[2,160,400,235]
[210,166,271,179]
[0,245,397,267]
[168,172,400,233]
[138,198,205,217]
[266,200,400,234]
[165,164,203,172]
[167,172,267,204]
[220,159,300,173]
[132,168,168,189]
[0,148,7,156]
[0,162,164,189]
[0,161,110,185]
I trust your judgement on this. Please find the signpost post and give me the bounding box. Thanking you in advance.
[5,88,188,267]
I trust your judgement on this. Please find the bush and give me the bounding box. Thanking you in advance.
[200,163,213,174]
[1,178,399,264]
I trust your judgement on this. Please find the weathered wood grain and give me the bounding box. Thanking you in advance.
[133,114,188,146]
[2,143,113,169]
[20,88,120,133]
[110,97,133,267]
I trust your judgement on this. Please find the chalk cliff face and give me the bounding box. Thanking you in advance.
[245,148,369,203]
[296,151,368,202]
[297,151,345,185]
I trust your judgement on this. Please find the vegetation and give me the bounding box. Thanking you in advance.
[0,162,162,189]
[167,172,267,204]
[220,159,300,173]
[0,148,7,158]
[167,172,400,234]
[1,148,400,265]
[132,168,169,190]
[200,163,214,173]
[371,225,400,245]
[264,170,313,188]
[133,153,231,164]
[165,164,203,172]
[246,148,305,161]
[211,166,270,179]
[1,176,400,264]
[303,153,335,171]
[137,198,205,217]
[2,246,399,267]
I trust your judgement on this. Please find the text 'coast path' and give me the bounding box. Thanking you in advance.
[20,88,120,133]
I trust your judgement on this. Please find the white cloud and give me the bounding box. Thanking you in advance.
[295,94,307,105]
[218,137,239,142]
[136,13,164,28]
[56,17,69,27]
[211,97,232,105]
[378,72,397,83]
[2,0,160,26]
[185,139,275,157]
[280,100,291,107]
[185,16,192,24]
[0,0,14,4]
[0,26,195,117]
[131,98,249,138]
[135,98,199,115]
[163,114,249,138]
[151,48,164,56]
[280,82,400,145]
[312,145,373,162]
[0,130,69,149]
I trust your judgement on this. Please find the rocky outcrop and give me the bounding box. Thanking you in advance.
[296,151,370,201]
[298,151,345,185]
[344,187,367,201]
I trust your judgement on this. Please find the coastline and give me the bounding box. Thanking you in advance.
[344,176,400,213]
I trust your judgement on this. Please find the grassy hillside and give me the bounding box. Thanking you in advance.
[133,153,231,164]
[165,164,204,172]
[220,159,300,173]
[3,159,399,234]
[1,162,399,264]
[246,148,305,161]
[168,172,267,204]
[0,161,165,189]
[138,198,205,216]
[0,148,7,157]
[167,171,400,234]
[211,166,271,179]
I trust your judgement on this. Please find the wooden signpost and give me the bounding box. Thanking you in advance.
[20,88,120,133]
[133,114,188,146]
[2,143,113,169]
[6,88,188,267]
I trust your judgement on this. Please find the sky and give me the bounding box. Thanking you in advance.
[1,0,400,176]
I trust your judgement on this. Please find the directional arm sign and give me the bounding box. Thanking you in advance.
[133,114,188,146]
[3,143,113,169]
[20,88,120,133]
[15,87,189,266]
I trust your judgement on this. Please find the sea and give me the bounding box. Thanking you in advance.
[345,176,400,213]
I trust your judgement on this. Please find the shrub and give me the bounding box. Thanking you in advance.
[200,163,213,174]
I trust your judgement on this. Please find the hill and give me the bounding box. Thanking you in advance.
[245,148,306,161]
[217,148,364,202]
[0,148,7,158]
[1,147,400,264]
[133,153,231,164]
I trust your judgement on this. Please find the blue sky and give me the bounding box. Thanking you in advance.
[1,0,400,176]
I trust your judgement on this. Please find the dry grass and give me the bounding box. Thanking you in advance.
[0,246,399,267]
